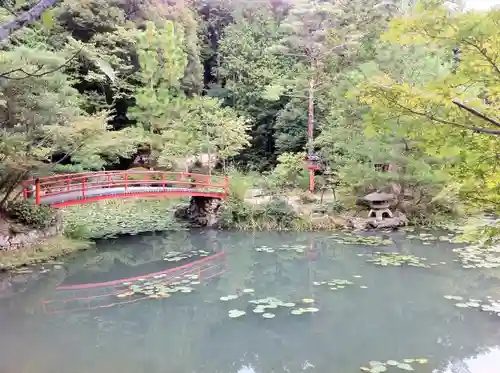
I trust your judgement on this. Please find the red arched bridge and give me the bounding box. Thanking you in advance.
[23,170,229,208]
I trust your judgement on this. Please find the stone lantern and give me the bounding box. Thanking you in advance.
[364,191,394,220]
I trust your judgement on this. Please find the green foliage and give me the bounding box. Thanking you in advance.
[219,197,305,231]
[5,200,56,229]
[266,152,308,190]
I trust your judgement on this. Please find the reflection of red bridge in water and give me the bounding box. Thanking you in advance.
[23,170,228,207]
[41,251,227,314]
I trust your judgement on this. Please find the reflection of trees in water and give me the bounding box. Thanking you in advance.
[3,232,500,373]
[78,230,222,272]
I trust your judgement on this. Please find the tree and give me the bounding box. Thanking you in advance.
[0,0,59,41]
[130,21,250,170]
[357,2,500,211]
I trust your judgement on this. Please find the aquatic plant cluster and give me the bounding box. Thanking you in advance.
[406,232,456,245]
[221,292,319,319]
[444,295,500,316]
[452,244,500,269]
[360,358,428,372]
[115,273,201,299]
[254,244,306,253]
[366,252,430,268]
[313,278,356,290]
[163,249,211,262]
[330,233,393,246]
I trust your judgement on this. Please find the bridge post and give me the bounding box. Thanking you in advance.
[35,179,40,205]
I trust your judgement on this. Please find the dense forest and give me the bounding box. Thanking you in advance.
[0,0,498,229]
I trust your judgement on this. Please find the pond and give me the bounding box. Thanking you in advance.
[0,229,499,373]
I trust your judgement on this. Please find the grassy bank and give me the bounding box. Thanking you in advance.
[0,235,93,270]
[63,198,187,239]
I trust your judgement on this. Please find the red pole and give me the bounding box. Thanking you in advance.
[124,173,128,191]
[82,178,86,199]
[35,179,40,205]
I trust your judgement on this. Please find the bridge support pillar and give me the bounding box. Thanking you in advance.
[174,196,222,227]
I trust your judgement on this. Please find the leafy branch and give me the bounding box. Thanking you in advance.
[0,0,60,42]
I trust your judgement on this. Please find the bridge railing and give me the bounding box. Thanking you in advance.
[23,171,229,204]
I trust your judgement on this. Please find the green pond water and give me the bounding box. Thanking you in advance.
[0,230,499,373]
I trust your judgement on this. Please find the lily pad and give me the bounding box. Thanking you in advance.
[228,309,246,318]
[283,302,296,307]
[302,298,315,303]
[291,309,304,315]
[253,308,265,313]
[369,361,384,367]
[386,360,399,366]
[262,313,275,318]
[415,358,428,364]
[304,307,319,313]
[370,366,387,373]
[243,288,255,293]
[396,363,413,371]
[402,359,415,363]
[444,295,464,301]
[220,296,230,301]
[455,303,469,308]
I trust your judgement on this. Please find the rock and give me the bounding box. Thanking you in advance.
[175,196,223,228]
[346,213,407,230]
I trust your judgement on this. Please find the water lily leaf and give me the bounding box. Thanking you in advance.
[262,313,275,318]
[228,309,246,318]
[402,359,415,363]
[360,286,368,289]
[302,298,315,303]
[360,368,370,372]
[396,363,414,371]
[444,295,463,301]
[226,295,239,300]
[370,366,387,373]
[386,360,398,366]
[369,361,385,367]
[415,358,428,364]
[305,307,319,313]
[455,303,469,308]
[220,296,230,301]
[291,309,304,315]
[243,288,255,293]
[283,302,296,307]
[253,308,265,313]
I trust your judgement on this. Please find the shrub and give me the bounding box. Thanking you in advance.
[5,200,56,229]
[220,196,304,230]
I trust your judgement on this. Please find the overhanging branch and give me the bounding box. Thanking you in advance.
[452,98,500,128]
[390,100,500,136]
[0,0,60,42]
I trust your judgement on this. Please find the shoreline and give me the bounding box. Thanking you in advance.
[0,197,489,270]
